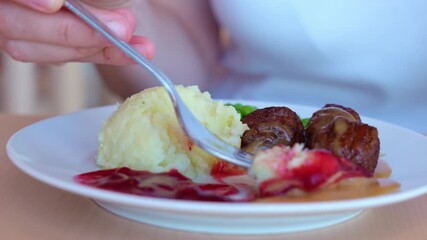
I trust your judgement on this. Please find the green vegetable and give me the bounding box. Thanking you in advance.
[300,117,310,128]
[226,103,257,120]
[227,103,311,126]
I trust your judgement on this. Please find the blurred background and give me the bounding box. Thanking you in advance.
[0,53,121,115]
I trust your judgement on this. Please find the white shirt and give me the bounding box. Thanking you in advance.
[210,0,427,132]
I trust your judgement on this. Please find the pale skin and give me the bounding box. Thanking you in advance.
[0,0,221,98]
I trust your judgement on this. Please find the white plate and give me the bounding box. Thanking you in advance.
[7,101,427,235]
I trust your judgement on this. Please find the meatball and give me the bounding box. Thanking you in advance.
[305,104,380,174]
[241,107,305,154]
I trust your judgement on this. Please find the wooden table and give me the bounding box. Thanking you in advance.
[1,113,427,240]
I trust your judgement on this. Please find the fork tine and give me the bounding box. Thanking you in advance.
[177,98,253,168]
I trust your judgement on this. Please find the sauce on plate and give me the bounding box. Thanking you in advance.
[75,159,399,202]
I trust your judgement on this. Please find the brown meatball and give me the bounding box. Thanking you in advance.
[241,107,305,154]
[305,104,380,174]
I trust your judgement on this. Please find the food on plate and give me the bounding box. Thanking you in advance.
[241,107,305,154]
[250,144,370,197]
[225,103,258,119]
[76,167,256,202]
[305,104,380,174]
[75,86,396,203]
[97,85,248,178]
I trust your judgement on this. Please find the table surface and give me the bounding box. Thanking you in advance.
[1,113,427,240]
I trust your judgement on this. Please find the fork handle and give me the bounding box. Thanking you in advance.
[64,0,177,100]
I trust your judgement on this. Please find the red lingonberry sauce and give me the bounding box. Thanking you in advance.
[75,167,256,202]
[258,149,370,197]
[210,160,247,180]
[75,150,371,202]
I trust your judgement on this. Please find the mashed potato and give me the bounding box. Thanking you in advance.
[97,85,248,178]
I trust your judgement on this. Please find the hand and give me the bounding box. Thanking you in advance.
[0,0,155,65]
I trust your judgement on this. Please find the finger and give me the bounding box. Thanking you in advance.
[11,0,64,13]
[1,35,155,65]
[82,36,156,64]
[0,1,136,47]
[1,36,99,63]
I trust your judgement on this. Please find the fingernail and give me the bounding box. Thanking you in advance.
[29,0,63,13]
[106,21,127,39]
[142,42,155,60]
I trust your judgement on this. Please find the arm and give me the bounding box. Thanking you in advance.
[97,0,222,98]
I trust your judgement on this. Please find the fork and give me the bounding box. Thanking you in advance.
[64,0,253,168]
